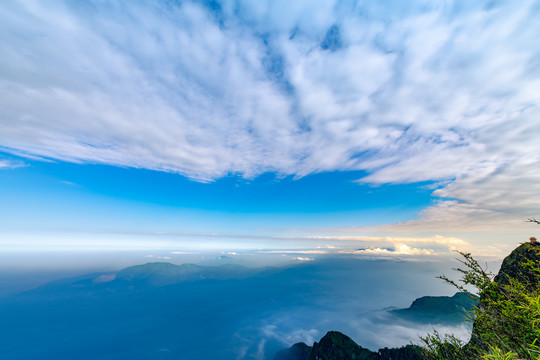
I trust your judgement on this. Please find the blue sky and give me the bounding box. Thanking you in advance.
[0,152,435,252]
[1,0,540,261]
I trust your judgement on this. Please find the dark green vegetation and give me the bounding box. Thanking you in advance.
[274,342,313,360]
[308,331,380,360]
[274,331,424,360]
[390,292,477,325]
[422,243,540,360]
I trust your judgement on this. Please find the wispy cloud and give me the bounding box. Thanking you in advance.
[261,325,319,349]
[278,234,469,251]
[288,234,468,247]
[259,250,330,254]
[310,199,538,234]
[1,0,539,230]
[0,158,24,169]
[292,257,315,261]
[353,245,434,256]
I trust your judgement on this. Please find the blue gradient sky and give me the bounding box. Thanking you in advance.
[1,0,540,262]
[0,152,433,225]
[0,150,436,255]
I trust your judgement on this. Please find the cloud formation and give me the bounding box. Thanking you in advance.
[0,158,23,169]
[353,245,434,256]
[252,234,469,258]
[292,257,315,261]
[1,1,539,228]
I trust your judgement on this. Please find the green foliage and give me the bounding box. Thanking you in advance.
[481,346,519,360]
[421,330,472,360]
[421,245,540,360]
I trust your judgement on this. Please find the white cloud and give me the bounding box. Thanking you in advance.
[353,245,435,256]
[1,0,539,230]
[0,158,24,169]
[261,324,319,347]
[293,257,315,261]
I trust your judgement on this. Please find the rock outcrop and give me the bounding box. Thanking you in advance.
[307,331,379,360]
[493,242,540,288]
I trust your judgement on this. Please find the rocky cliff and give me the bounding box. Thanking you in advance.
[493,242,540,287]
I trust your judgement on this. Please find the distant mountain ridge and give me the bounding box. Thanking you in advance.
[390,292,478,325]
[12,262,258,294]
[115,262,256,285]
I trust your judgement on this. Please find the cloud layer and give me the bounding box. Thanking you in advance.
[1,0,540,229]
